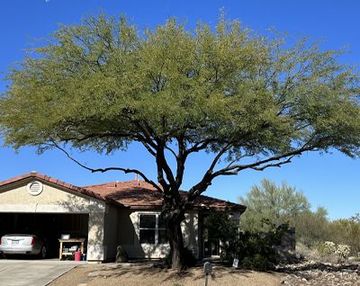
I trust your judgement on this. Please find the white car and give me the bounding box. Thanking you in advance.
[0,234,47,258]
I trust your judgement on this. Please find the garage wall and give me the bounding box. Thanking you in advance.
[102,205,121,260]
[0,181,105,214]
[87,212,106,261]
[0,180,108,262]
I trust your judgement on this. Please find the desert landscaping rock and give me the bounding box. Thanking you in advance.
[278,262,360,286]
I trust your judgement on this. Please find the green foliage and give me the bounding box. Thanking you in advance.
[241,254,273,271]
[296,210,360,255]
[1,14,360,269]
[295,207,330,246]
[234,223,291,269]
[204,211,289,270]
[240,179,360,255]
[328,217,360,256]
[1,14,359,162]
[240,179,310,232]
[203,211,239,261]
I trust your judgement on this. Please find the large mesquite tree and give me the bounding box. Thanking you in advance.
[1,15,360,268]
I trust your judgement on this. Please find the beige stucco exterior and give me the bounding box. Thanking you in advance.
[117,210,200,259]
[0,180,199,261]
[0,179,107,261]
[0,176,242,262]
[0,179,202,261]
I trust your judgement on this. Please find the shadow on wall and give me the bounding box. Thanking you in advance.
[57,195,199,261]
[127,210,170,259]
[182,212,198,257]
[56,195,106,261]
[57,196,169,261]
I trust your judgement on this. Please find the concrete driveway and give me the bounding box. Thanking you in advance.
[0,259,80,286]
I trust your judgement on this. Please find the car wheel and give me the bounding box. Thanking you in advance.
[40,246,47,259]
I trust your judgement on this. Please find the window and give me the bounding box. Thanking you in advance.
[139,214,168,245]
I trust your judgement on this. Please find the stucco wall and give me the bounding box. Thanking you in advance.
[0,180,107,262]
[102,204,121,260]
[0,181,105,213]
[117,210,200,259]
[182,211,199,258]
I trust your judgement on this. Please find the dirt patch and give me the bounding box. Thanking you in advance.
[49,263,282,286]
[50,264,98,286]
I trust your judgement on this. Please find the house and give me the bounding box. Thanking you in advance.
[0,172,246,262]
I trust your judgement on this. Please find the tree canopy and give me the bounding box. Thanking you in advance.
[1,14,360,268]
[1,15,360,181]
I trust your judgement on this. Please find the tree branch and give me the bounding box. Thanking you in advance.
[185,139,216,154]
[187,140,317,203]
[49,141,162,192]
[155,140,177,191]
[175,136,187,188]
[187,143,231,201]
[165,144,178,159]
[212,145,315,177]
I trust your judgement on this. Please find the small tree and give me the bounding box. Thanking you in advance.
[1,15,360,268]
[240,179,310,232]
[328,216,360,255]
[295,207,330,246]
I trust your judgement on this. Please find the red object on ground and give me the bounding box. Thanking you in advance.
[74,251,81,261]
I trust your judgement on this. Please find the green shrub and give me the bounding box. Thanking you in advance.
[204,211,291,270]
[234,224,289,269]
[241,254,273,270]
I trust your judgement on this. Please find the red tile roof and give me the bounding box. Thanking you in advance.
[0,173,246,212]
[84,180,246,212]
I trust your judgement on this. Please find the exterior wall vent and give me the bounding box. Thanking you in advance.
[27,180,43,196]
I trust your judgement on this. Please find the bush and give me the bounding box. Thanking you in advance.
[318,241,336,256]
[234,224,291,269]
[241,254,273,271]
[205,211,292,270]
[327,217,360,256]
[335,244,351,262]
[317,241,351,263]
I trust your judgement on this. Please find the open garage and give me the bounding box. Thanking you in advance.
[0,213,89,258]
[0,173,124,262]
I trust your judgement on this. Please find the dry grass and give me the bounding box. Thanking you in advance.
[50,263,282,286]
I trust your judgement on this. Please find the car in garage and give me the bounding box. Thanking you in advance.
[0,234,47,258]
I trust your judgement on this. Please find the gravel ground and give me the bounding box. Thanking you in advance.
[277,261,360,286]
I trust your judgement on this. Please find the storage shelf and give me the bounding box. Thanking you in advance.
[58,238,86,260]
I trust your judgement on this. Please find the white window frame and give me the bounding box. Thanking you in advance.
[138,212,167,245]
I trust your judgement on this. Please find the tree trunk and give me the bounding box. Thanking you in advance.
[166,209,186,269]
[169,221,185,269]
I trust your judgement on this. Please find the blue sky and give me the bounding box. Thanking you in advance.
[0,0,359,220]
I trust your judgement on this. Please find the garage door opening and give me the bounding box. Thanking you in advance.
[0,213,88,258]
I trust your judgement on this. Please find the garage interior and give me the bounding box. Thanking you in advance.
[0,213,88,258]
